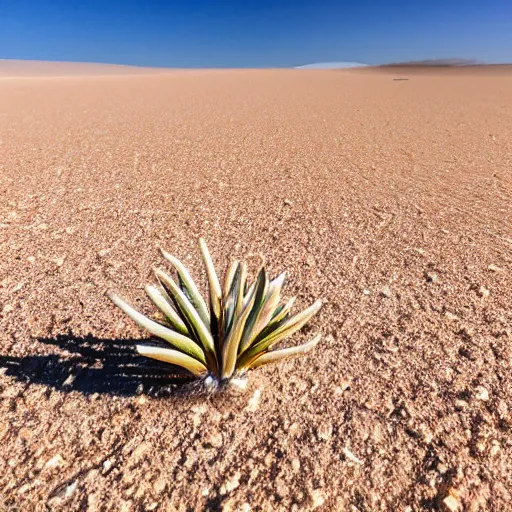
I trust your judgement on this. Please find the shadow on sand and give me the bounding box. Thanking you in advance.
[0,334,195,397]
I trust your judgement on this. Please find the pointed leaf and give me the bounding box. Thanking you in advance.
[145,284,189,336]
[223,261,241,337]
[223,260,239,300]
[221,278,256,379]
[251,296,296,346]
[247,334,321,370]
[237,299,322,368]
[160,247,210,327]
[245,272,286,348]
[155,269,217,372]
[108,291,206,363]
[198,238,222,322]
[137,345,207,376]
[238,268,267,354]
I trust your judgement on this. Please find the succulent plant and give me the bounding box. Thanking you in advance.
[108,239,321,387]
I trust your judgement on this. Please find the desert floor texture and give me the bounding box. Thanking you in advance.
[1,62,511,511]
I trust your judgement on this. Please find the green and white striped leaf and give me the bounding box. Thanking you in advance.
[199,238,222,322]
[221,277,256,379]
[145,284,189,336]
[160,247,210,327]
[238,269,267,354]
[246,272,286,347]
[247,334,321,370]
[155,269,217,372]
[223,261,241,336]
[237,300,322,368]
[250,296,296,347]
[108,291,206,364]
[137,345,207,376]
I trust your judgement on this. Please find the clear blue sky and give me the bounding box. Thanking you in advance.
[1,0,511,67]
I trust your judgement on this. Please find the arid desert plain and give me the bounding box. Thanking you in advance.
[1,61,511,511]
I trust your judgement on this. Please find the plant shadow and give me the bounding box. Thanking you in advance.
[0,334,195,397]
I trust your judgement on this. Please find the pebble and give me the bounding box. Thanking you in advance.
[362,289,371,296]
[478,286,490,298]
[220,473,241,495]
[291,458,301,473]
[488,264,502,272]
[45,454,66,469]
[65,481,78,497]
[475,386,489,401]
[443,494,461,511]
[246,389,261,412]
[311,489,325,509]
[284,199,293,206]
[317,423,333,442]
[445,312,459,321]
[102,459,113,473]
[380,286,392,298]
[27,256,36,264]
[342,447,363,465]
[2,304,14,314]
[425,271,438,283]
[53,256,66,267]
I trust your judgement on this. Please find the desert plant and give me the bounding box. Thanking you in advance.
[108,239,321,386]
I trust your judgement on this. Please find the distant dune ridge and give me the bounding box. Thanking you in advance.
[379,58,485,67]
[295,62,368,69]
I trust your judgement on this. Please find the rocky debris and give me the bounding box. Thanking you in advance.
[220,472,241,495]
[477,286,490,298]
[341,447,363,465]
[442,491,462,511]
[310,489,325,509]
[425,271,438,283]
[246,389,261,412]
[317,423,333,442]
[44,454,66,470]
[488,264,503,272]
[380,286,392,298]
[475,386,489,401]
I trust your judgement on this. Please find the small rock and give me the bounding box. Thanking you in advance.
[137,396,147,405]
[45,454,66,469]
[477,286,490,298]
[284,199,293,206]
[380,286,392,298]
[65,227,75,234]
[220,473,240,495]
[490,441,501,457]
[341,447,363,465]
[443,493,461,511]
[27,256,36,264]
[65,481,78,497]
[2,304,14,314]
[37,223,48,230]
[425,271,438,283]
[488,264,502,272]
[317,423,333,442]
[53,256,65,267]
[455,399,468,410]
[445,312,459,321]
[102,459,113,474]
[291,458,301,473]
[362,289,371,296]
[246,389,261,412]
[62,374,75,388]
[98,249,110,257]
[311,489,325,509]
[475,386,489,401]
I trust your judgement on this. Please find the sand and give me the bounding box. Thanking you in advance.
[1,61,511,511]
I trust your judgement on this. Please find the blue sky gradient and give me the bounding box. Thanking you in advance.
[1,0,511,67]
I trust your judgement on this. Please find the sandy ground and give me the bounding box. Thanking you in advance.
[1,62,511,511]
